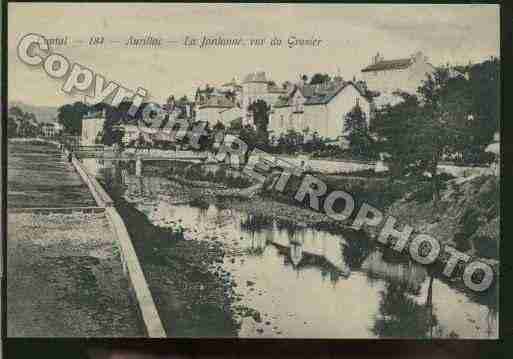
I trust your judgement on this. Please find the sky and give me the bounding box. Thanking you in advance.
[7,3,500,107]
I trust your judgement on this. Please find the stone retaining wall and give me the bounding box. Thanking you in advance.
[71,158,167,338]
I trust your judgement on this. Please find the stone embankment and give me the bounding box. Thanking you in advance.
[8,141,145,336]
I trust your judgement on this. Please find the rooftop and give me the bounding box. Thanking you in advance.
[274,80,364,107]
[361,58,413,73]
[243,71,269,84]
[198,95,236,109]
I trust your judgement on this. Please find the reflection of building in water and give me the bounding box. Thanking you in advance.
[361,250,427,291]
[267,224,350,277]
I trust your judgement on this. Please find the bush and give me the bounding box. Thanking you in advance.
[408,182,435,203]
[460,208,481,236]
[213,167,227,183]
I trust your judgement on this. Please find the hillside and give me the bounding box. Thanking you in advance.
[386,175,499,261]
[8,101,59,123]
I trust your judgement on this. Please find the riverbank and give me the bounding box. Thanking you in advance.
[7,141,145,337]
[108,193,241,337]
[129,161,498,324]
[143,160,499,260]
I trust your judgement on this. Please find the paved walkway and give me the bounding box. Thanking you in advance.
[8,142,96,208]
[7,140,144,336]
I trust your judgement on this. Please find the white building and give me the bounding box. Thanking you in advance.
[361,51,435,97]
[196,96,242,128]
[270,80,372,142]
[241,71,287,124]
[81,110,106,145]
[40,121,63,137]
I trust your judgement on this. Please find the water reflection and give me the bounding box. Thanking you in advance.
[372,277,439,338]
[94,161,498,338]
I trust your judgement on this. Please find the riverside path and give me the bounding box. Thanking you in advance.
[7,140,145,337]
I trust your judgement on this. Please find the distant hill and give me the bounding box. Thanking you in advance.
[8,101,59,123]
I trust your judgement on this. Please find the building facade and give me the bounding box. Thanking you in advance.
[81,110,106,145]
[40,121,63,137]
[241,71,287,124]
[270,80,371,142]
[361,51,435,96]
[196,96,242,127]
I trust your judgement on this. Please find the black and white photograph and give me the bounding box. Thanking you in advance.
[6,3,500,339]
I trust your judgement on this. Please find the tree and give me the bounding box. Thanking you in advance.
[247,99,271,148]
[57,101,90,135]
[464,58,500,163]
[7,117,18,138]
[374,67,473,204]
[9,106,24,119]
[228,118,243,133]
[344,104,373,158]
[310,73,331,85]
[238,123,258,150]
[213,121,225,132]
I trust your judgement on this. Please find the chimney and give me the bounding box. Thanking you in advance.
[412,51,424,63]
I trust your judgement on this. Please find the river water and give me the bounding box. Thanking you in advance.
[84,159,498,339]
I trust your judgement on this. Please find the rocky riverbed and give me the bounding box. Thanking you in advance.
[112,195,242,336]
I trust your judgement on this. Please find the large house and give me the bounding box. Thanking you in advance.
[195,96,242,127]
[195,72,289,127]
[40,121,63,137]
[81,110,106,145]
[241,71,288,124]
[361,51,435,100]
[270,78,372,143]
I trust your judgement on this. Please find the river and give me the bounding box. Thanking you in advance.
[83,158,498,339]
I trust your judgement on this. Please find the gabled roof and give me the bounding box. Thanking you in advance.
[198,96,235,109]
[273,81,368,108]
[304,82,366,106]
[243,71,268,83]
[221,78,241,87]
[361,58,413,72]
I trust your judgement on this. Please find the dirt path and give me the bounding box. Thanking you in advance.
[7,212,145,337]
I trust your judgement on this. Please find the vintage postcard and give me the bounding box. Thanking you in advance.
[6,3,499,338]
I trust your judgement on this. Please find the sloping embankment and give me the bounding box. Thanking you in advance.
[384,175,499,262]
